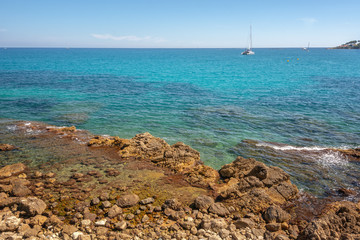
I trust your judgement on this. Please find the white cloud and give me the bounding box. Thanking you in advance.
[91,34,165,43]
[299,18,318,24]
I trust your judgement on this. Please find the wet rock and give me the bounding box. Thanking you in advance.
[107,205,122,218]
[298,201,360,240]
[217,156,298,213]
[208,203,229,217]
[116,194,139,207]
[193,195,214,210]
[0,163,27,179]
[0,144,16,151]
[262,205,291,223]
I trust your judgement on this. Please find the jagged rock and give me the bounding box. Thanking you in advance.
[0,163,27,179]
[62,224,78,235]
[193,195,214,210]
[266,223,281,232]
[0,144,16,151]
[164,198,182,211]
[18,197,47,216]
[116,194,139,207]
[114,221,127,231]
[12,183,31,197]
[298,201,360,240]
[0,211,22,231]
[217,156,298,213]
[262,205,291,223]
[107,205,122,218]
[140,197,154,205]
[208,203,230,217]
[234,218,256,229]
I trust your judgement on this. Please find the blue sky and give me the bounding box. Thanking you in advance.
[0,0,359,48]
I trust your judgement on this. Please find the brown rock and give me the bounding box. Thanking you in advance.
[208,203,230,217]
[262,205,291,223]
[0,144,16,151]
[193,195,214,210]
[18,197,47,216]
[12,184,31,197]
[266,223,281,232]
[0,163,27,179]
[298,201,360,240]
[30,215,48,226]
[164,198,182,211]
[116,194,139,207]
[107,205,122,218]
[234,218,256,229]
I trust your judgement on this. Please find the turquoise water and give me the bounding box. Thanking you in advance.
[1,48,360,172]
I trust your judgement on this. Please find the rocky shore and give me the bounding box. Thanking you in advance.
[0,122,359,239]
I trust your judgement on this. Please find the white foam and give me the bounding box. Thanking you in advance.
[6,125,17,131]
[24,122,31,126]
[317,151,349,167]
[256,142,327,152]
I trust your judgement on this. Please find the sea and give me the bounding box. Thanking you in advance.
[0,48,359,198]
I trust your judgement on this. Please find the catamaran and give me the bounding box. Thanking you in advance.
[242,25,255,55]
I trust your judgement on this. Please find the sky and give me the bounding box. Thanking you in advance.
[0,0,359,48]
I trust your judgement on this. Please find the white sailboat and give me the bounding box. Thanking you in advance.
[242,25,255,55]
[303,42,310,51]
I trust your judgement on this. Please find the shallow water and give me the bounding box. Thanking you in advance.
[1,48,359,197]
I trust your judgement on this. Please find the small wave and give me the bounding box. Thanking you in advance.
[317,151,348,167]
[255,142,327,152]
[6,125,17,131]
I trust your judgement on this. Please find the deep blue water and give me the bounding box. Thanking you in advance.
[1,48,359,173]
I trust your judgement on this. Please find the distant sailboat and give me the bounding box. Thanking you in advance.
[303,42,310,51]
[242,25,255,55]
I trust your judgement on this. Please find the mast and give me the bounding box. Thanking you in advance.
[249,25,252,50]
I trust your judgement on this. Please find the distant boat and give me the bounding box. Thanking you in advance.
[242,25,255,55]
[303,42,310,51]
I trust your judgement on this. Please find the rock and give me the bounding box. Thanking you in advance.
[298,201,360,240]
[193,195,214,210]
[62,224,78,235]
[81,219,92,227]
[140,197,155,205]
[266,223,281,232]
[83,212,96,221]
[91,197,100,205]
[210,218,227,231]
[0,212,22,231]
[0,144,16,151]
[275,234,290,240]
[18,197,47,216]
[107,205,122,218]
[102,201,111,208]
[114,221,127,230]
[164,198,182,211]
[30,215,48,226]
[141,214,149,223]
[262,205,291,223]
[116,194,139,207]
[217,156,298,213]
[0,163,26,179]
[72,231,84,240]
[208,203,230,217]
[95,219,107,227]
[12,184,31,197]
[234,218,256,229]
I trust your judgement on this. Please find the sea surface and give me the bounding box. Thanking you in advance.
[1,48,359,197]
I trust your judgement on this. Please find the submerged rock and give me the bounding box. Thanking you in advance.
[116,194,139,208]
[0,163,27,179]
[0,143,17,151]
[216,156,298,213]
